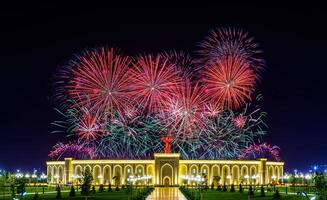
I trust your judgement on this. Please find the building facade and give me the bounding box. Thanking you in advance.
[46,153,284,186]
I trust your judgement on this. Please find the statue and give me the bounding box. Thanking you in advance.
[162,130,172,153]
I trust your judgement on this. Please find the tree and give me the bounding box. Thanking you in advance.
[273,190,281,199]
[108,182,112,192]
[113,173,121,188]
[239,184,243,193]
[113,173,121,191]
[81,169,93,196]
[69,185,76,197]
[260,185,265,197]
[314,172,327,199]
[56,185,62,199]
[99,184,104,192]
[230,184,235,192]
[213,176,221,188]
[16,177,26,195]
[248,185,254,196]
[222,183,227,192]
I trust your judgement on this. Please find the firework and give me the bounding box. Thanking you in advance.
[164,80,207,139]
[197,27,264,73]
[50,27,273,161]
[238,143,281,161]
[202,55,256,110]
[161,50,198,79]
[66,47,133,118]
[48,142,97,160]
[234,114,247,128]
[129,54,180,113]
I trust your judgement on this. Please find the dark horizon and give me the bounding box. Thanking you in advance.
[0,3,326,172]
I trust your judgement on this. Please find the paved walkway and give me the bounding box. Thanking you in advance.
[146,187,187,200]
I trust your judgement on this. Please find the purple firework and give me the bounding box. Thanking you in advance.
[238,142,281,161]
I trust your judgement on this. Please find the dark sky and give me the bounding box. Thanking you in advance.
[0,3,326,172]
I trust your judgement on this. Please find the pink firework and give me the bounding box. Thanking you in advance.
[239,143,281,161]
[129,54,180,113]
[165,80,207,138]
[198,27,264,73]
[234,114,247,128]
[48,142,97,160]
[76,109,103,141]
[67,47,133,117]
[202,55,256,110]
[202,102,222,118]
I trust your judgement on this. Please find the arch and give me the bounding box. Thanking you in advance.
[93,165,102,185]
[84,165,92,173]
[200,165,210,185]
[179,164,188,185]
[160,163,173,186]
[221,165,230,185]
[135,164,145,176]
[274,166,279,181]
[103,165,111,185]
[163,176,171,187]
[231,165,240,185]
[211,165,220,185]
[58,166,64,183]
[268,166,274,183]
[124,165,133,179]
[249,166,257,184]
[75,165,83,176]
[113,165,122,185]
[146,165,155,184]
[53,166,58,183]
[279,166,283,182]
[240,165,249,184]
[190,164,198,175]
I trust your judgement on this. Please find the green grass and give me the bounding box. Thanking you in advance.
[0,187,152,200]
[182,188,310,200]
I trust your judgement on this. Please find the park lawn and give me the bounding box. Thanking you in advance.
[0,189,136,200]
[191,190,307,200]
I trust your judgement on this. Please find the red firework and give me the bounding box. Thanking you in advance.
[129,54,180,113]
[233,114,247,128]
[67,47,132,117]
[202,55,256,110]
[76,109,103,141]
[165,80,207,138]
[198,27,264,73]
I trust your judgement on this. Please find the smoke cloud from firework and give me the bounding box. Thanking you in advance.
[49,27,279,161]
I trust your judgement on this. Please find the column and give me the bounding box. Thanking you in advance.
[258,158,267,185]
[64,158,73,184]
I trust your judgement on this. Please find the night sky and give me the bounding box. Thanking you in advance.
[0,3,326,172]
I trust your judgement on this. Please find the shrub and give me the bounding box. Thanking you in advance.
[33,192,39,200]
[122,184,125,190]
[217,184,222,191]
[273,190,281,199]
[98,184,104,192]
[108,183,112,192]
[115,185,119,191]
[69,185,76,197]
[222,183,227,192]
[56,185,62,199]
[211,182,214,190]
[81,169,93,196]
[260,185,265,197]
[230,184,235,192]
[239,184,243,193]
[248,185,254,196]
[91,186,96,194]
